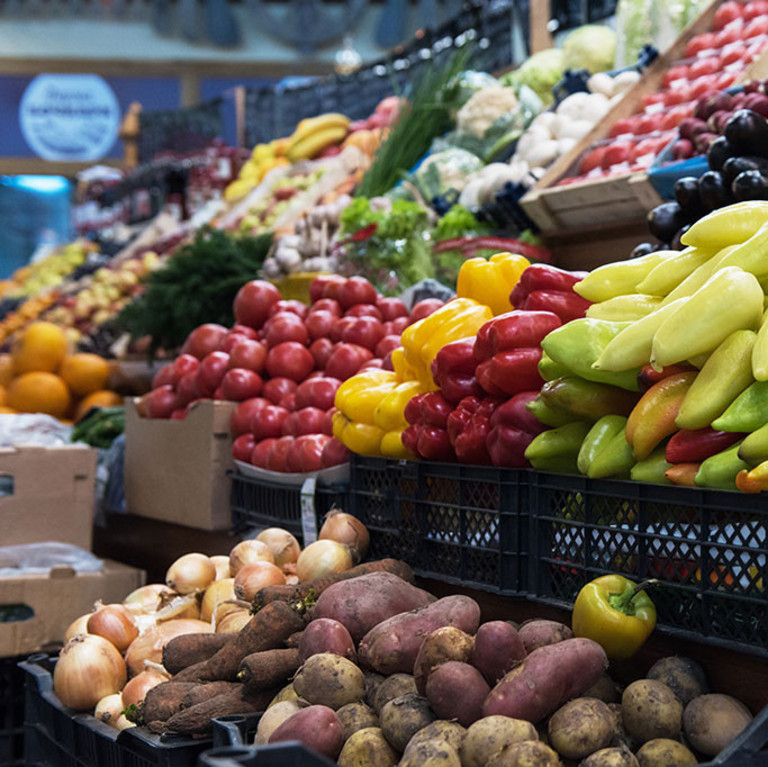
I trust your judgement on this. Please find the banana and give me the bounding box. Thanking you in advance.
[287,125,348,162]
[289,113,350,147]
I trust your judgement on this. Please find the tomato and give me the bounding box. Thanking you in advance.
[232,433,256,462]
[336,316,386,351]
[152,364,175,389]
[263,377,298,405]
[744,1,768,21]
[221,332,251,354]
[170,408,188,420]
[374,335,402,360]
[285,439,305,472]
[337,277,377,309]
[409,299,444,322]
[601,141,633,169]
[266,342,315,382]
[311,275,346,303]
[376,297,408,321]
[289,407,326,436]
[173,354,200,381]
[176,372,200,407]
[252,405,289,441]
[325,343,374,381]
[251,438,278,468]
[145,385,177,419]
[196,352,231,397]
[323,408,336,436]
[685,33,716,57]
[279,393,297,411]
[295,377,342,410]
[309,298,342,316]
[297,434,333,472]
[230,397,270,436]
[344,304,383,321]
[360,359,384,371]
[233,280,281,330]
[385,316,409,335]
[689,57,720,80]
[715,26,743,48]
[269,300,308,320]
[263,313,309,348]
[309,338,335,369]
[719,44,747,67]
[713,1,743,32]
[230,324,259,341]
[744,16,768,38]
[266,436,295,472]
[305,311,338,341]
[662,65,689,88]
[382,351,395,371]
[642,93,665,109]
[221,368,263,401]
[579,147,608,174]
[181,324,229,360]
[228,339,268,372]
[321,437,350,468]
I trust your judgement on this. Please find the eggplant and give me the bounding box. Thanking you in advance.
[724,110,768,156]
[631,242,657,259]
[698,171,732,212]
[707,136,735,172]
[647,202,688,244]
[732,170,768,202]
[722,156,768,186]
[674,177,704,216]
[671,225,691,251]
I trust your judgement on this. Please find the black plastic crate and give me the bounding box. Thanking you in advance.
[527,473,768,658]
[0,655,26,767]
[229,471,349,542]
[198,742,335,767]
[348,456,529,594]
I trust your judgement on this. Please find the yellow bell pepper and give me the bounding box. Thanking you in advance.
[391,347,418,383]
[332,412,385,457]
[456,252,530,315]
[381,429,414,459]
[334,369,398,423]
[374,380,425,432]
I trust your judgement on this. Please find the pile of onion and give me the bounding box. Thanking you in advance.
[165,553,216,594]
[318,510,369,564]
[234,561,286,602]
[255,528,301,569]
[229,540,274,576]
[124,618,211,677]
[87,603,138,653]
[296,539,353,582]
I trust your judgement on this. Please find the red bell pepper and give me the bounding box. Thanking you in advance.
[473,311,561,364]
[522,290,592,323]
[510,264,588,308]
[476,347,543,398]
[403,392,456,461]
[486,391,549,468]
[665,428,744,464]
[432,338,484,404]
[447,396,503,465]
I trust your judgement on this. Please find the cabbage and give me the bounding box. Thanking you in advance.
[410,148,485,200]
[500,48,564,106]
[562,25,617,75]
[447,71,499,114]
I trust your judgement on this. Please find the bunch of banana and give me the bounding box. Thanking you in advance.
[225,138,291,202]
[286,113,350,163]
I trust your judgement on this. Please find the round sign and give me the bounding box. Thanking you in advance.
[20,74,121,162]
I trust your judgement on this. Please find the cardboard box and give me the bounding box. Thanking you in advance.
[0,446,97,550]
[124,399,235,530]
[0,559,145,657]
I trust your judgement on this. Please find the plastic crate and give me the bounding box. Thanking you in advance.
[198,742,335,767]
[527,473,768,658]
[229,471,349,542]
[348,456,529,594]
[0,655,25,767]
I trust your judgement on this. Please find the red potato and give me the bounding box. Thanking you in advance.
[471,621,526,685]
[518,619,573,653]
[299,618,357,663]
[358,595,481,675]
[482,638,608,723]
[268,704,344,760]
[311,572,436,643]
[425,661,490,727]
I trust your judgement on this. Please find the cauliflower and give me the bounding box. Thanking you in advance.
[456,85,519,139]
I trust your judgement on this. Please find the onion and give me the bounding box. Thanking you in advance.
[54,634,127,711]
[229,540,275,576]
[121,669,168,708]
[210,555,232,580]
[296,540,353,582]
[285,575,299,586]
[255,528,301,568]
[94,693,124,727]
[123,584,175,614]
[87,604,138,653]
[216,610,252,634]
[201,579,238,624]
[318,510,369,564]
[166,553,216,594]
[254,700,303,744]
[234,562,286,602]
[124,619,211,677]
[154,594,201,622]
[64,613,92,642]
[116,715,136,730]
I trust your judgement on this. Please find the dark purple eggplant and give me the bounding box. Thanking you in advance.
[671,225,691,251]
[647,202,688,244]
[722,156,768,186]
[631,242,658,259]
[674,177,704,217]
[697,171,732,212]
[732,170,768,202]
[724,110,768,156]
[707,136,735,172]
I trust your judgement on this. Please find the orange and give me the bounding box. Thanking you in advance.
[0,385,6,406]
[0,406,16,414]
[60,353,111,397]
[7,372,71,418]
[12,322,68,375]
[74,390,123,421]
[0,355,13,387]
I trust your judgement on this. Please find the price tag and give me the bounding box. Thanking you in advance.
[301,478,318,544]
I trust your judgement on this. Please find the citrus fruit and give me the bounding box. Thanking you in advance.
[12,322,68,375]
[60,353,111,397]
[7,372,71,418]
[0,355,13,387]
[0,406,16,414]
[74,390,123,421]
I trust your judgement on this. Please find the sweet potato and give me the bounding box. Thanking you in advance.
[180,681,240,709]
[268,704,345,760]
[299,618,356,663]
[237,648,300,690]
[358,595,481,674]
[141,682,196,723]
[483,637,608,723]
[284,631,303,649]
[293,652,365,710]
[163,633,233,675]
[311,572,435,643]
[471,621,526,686]
[425,661,489,727]
[518,620,573,653]
[413,626,474,695]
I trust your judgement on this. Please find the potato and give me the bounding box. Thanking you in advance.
[299,618,357,663]
[425,661,489,727]
[373,673,417,714]
[518,620,573,653]
[359,595,481,675]
[583,674,622,704]
[268,683,303,708]
[413,626,475,694]
[254,700,303,744]
[460,716,538,767]
[635,738,697,767]
[581,747,639,767]
[293,652,365,710]
[337,702,379,740]
[365,671,387,708]
[621,680,682,744]
[548,697,615,759]
[398,740,461,767]
[486,740,562,766]
[682,694,753,757]
[404,721,466,755]
[646,657,708,706]
[472,621,526,685]
[380,692,435,752]
[607,703,633,750]
[268,704,344,759]
[337,726,398,767]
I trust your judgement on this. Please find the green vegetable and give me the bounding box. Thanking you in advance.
[562,24,617,75]
[431,205,491,286]
[72,406,126,449]
[501,49,564,105]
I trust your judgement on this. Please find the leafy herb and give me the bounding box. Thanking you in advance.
[122,703,143,725]
[433,204,490,241]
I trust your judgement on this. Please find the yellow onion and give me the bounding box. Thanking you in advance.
[255,528,301,568]
[166,553,216,595]
[216,610,251,634]
[154,594,201,622]
[54,634,127,711]
[94,693,124,727]
[318,510,370,564]
[124,619,211,677]
[229,540,275,576]
[285,574,299,586]
[87,604,138,653]
[121,669,168,708]
[200,579,238,624]
[116,715,136,731]
[64,613,92,642]
[123,584,175,614]
[234,562,286,602]
[296,540,353,582]
[210,555,232,580]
